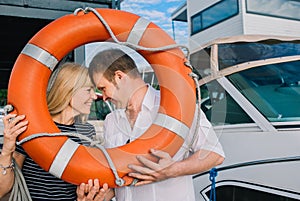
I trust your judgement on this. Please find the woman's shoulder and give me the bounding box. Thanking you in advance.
[75,121,95,130]
[74,122,96,137]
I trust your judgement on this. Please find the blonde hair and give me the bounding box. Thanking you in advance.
[47,62,94,123]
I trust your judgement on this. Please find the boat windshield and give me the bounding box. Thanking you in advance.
[196,39,300,125]
[228,60,300,122]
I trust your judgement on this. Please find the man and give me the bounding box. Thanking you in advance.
[88,49,225,201]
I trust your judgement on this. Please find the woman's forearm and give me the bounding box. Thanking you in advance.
[0,151,15,197]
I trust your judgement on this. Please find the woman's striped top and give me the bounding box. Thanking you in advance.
[15,122,96,201]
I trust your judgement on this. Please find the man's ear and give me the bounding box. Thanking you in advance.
[114,70,126,83]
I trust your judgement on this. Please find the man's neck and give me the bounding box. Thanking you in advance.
[125,84,148,128]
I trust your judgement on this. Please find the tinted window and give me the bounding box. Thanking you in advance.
[246,0,300,21]
[191,0,239,35]
[201,80,253,125]
[218,41,300,69]
[190,48,211,76]
[228,61,300,122]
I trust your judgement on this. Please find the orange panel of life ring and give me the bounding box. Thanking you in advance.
[7,8,196,187]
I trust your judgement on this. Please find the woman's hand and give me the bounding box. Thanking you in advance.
[77,179,109,201]
[2,114,28,156]
[0,114,27,197]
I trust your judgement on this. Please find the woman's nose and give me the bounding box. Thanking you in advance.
[90,90,97,100]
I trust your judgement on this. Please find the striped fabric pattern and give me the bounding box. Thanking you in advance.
[16,122,96,201]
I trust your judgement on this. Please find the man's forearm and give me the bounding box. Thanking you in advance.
[167,150,224,178]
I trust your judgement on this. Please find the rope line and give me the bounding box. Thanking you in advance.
[74,7,191,60]
[17,132,125,186]
[9,158,32,201]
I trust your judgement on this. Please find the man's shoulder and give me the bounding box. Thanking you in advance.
[104,109,125,124]
[148,85,160,95]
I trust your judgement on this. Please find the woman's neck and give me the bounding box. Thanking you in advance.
[52,107,76,125]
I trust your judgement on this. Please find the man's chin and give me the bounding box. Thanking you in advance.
[115,105,126,110]
[111,102,124,110]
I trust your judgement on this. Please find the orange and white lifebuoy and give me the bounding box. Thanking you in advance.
[8,8,196,187]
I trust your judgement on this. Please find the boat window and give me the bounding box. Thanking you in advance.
[246,0,300,21]
[190,47,211,77]
[191,0,239,35]
[228,60,300,122]
[218,41,300,69]
[201,80,253,126]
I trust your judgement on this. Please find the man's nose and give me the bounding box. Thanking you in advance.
[95,92,103,100]
[102,93,109,101]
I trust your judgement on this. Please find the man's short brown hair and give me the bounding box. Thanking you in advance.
[89,49,140,85]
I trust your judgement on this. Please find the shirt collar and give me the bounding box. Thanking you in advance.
[142,84,158,112]
[116,84,158,119]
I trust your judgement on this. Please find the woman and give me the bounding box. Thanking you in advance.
[0,63,107,201]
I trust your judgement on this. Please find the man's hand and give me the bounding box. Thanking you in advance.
[128,149,175,186]
[77,179,109,201]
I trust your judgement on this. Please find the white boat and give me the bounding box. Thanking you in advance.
[190,34,300,201]
[171,1,300,200]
